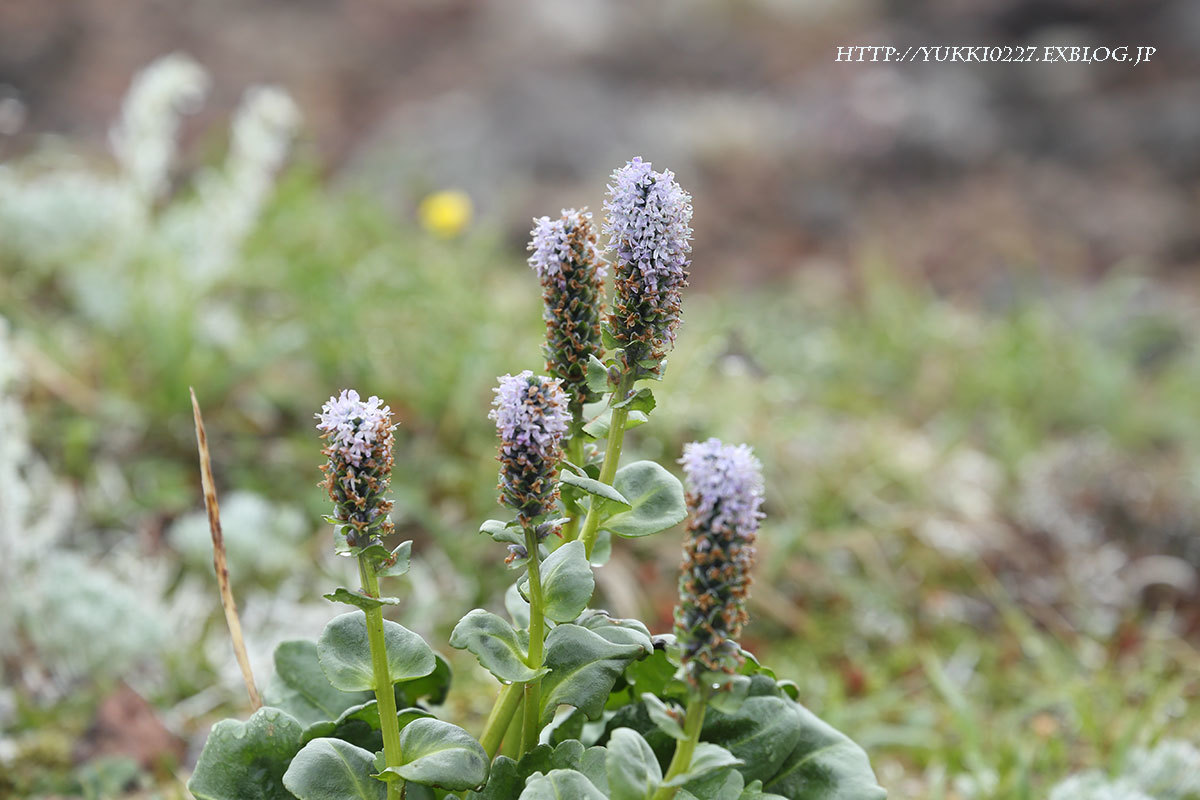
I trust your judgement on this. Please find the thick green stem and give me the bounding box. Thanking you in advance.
[520,526,546,754]
[479,681,523,758]
[359,557,404,800]
[579,372,636,557]
[561,414,587,542]
[653,696,708,800]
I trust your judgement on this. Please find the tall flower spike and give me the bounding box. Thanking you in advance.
[316,389,397,548]
[674,438,764,688]
[528,208,607,410]
[603,156,693,375]
[491,371,571,526]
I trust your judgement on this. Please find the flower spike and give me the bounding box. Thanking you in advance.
[490,371,571,525]
[674,438,764,688]
[528,208,607,410]
[604,156,693,375]
[316,389,397,548]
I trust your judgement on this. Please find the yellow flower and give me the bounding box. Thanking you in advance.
[418,190,473,238]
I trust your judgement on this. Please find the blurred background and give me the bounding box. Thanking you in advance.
[1,1,1198,798]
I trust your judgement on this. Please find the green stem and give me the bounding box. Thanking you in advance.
[359,557,404,800]
[579,372,636,557]
[479,681,523,758]
[653,696,708,800]
[561,414,586,542]
[502,695,526,757]
[520,526,546,754]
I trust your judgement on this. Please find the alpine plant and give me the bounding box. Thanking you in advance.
[604,156,693,376]
[675,438,764,688]
[316,389,397,548]
[528,208,607,411]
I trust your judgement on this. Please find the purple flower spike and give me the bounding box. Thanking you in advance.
[316,389,398,547]
[490,371,570,524]
[604,157,693,373]
[528,209,607,408]
[674,438,764,688]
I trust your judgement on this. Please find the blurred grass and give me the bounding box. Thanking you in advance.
[2,166,1199,799]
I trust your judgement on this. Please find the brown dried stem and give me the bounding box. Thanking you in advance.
[190,388,262,710]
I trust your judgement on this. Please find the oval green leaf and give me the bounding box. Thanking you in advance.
[262,640,372,728]
[606,727,663,800]
[449,609,544,683]
[383,718,489,792]
[600,461,687,538]
[187,707,304,800]
[283,738,384,800]
[317,611,436,692]
[537,540,595,623]
[519,769,608,800]
[539,623,646,725]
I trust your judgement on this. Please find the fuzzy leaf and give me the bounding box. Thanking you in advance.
[559,470,631,510]
[262,640,372,727]
[519,770,607,800]
[663,743,743,787]
[397,652,453,705]
[586,354,611,393]
[449,609,545,683]
[575,609,654,654]
[481,519,524,546]
[505,581,531,629]
[642,693,687,741]
[539,624,645,725]
[283,738,384,800]
[536,540,595,623]
[600,461,687,538]
[582,408,648,439]
[187,707,304,800]
[612,387,656,414]
[382,718,489,792]
[317,612,435,692]
[376,540,413,577]
[323,588,401,611]
[606,728,663,800]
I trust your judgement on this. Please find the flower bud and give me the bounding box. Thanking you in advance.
[603,157,692,375]
[674,438,764,688]
[528,208,607,410]
[316,389,397,548]
[490,371,570,525]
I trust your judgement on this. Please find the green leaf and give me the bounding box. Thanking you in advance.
[505,581,531,628]
[262,640,371,727]
[612,387,655,414]
[539,623,646,725]
[606,728,663,800]
[464,755,521,800]
[601,461,687,538]
[317,611,436,692]
[582,408,648,439]
[663,743,743,787]
[397,652,453,705]
[575,609,654,654]
[449,609,545,682]
[586,354,611,393]
[323,587,402,611]
[536,540,595,623]
[559,470,631,509]
[376,540,413,577]
[481,519,524,546]
[681,767,744,800]
[739,779,789,800]
[382,718,489,792]
[282,738,384,800]
[624,648,681,699]
[590,529,613,566]
[519,770,607,800]
[705,696,886,799]
[642,694,687,741]
[187,707,304,800]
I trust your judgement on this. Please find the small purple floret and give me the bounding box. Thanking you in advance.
[603,157,692,296]
[528,208,607,286]
[490,371,570,459]
[315,389,396,467]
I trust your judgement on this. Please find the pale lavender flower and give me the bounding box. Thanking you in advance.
[528,208,607,286]
[679,438,765,536]
[603,157,692,294]
[315,389,396,468]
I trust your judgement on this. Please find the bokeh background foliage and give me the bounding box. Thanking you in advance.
[1,1,1199,798]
